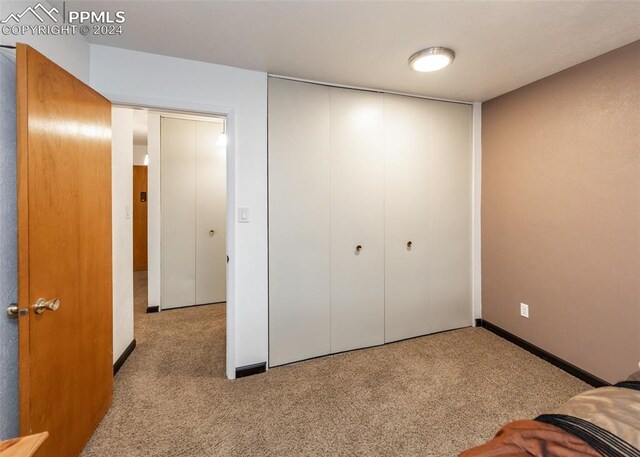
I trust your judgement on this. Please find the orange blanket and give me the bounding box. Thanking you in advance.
[459,420,602,457]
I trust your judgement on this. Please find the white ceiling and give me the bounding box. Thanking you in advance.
[70,1,640,101]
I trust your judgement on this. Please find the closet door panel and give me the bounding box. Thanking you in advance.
[429,102,472,331]
[195,121,226,305]
[161,117,197,309]
[268,79,331,366]
[384,94,432,343]
[330,88,385,353]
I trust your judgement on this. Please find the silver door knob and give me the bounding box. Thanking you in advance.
[33,298,60,315]
[209,230,215,236]
[6,305,18,316]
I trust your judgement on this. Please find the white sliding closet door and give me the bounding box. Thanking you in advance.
[268,78,472,366]
[161,117,197,309]
[330,88,385,353]
[268,79,331,366]
[429,101,472,331]
[162,116,226,310]
[384,94,433,342]
[195,121,226,305]
[384,96,472,341]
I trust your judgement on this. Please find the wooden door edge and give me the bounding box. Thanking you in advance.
[0,432,48,457]
[16,42,32,436]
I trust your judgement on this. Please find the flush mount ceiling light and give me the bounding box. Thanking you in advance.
[409,47,455,72]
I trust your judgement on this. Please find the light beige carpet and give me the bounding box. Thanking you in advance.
[81,272,589,456]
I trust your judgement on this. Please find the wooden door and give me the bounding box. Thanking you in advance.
[268,78,331,367]
[329,87,385,353]
[17,44,113,457]
[194,121,226,305]
[383,94,433,343]
[133,166,148,271]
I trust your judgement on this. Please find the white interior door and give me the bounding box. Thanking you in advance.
[429,101,472,331]
[161,117,196,309]
[330,87,385,353]
[268,78,331,366]
[384,94,433,342]
[195,121,226,305]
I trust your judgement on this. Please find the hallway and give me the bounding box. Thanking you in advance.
[82,272,226,455]
[81,273,587,456]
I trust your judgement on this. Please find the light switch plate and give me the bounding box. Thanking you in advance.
[520,303,529,318]
[238,207,249,223]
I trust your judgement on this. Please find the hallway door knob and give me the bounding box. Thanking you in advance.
[407,241,413,248]
[209,230,215,236]
[33,298,60,315]
[356,245,363,253]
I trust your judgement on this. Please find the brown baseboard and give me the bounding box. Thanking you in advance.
[235,362,266,379]
[113,339,136,375]
[477,319,609,388]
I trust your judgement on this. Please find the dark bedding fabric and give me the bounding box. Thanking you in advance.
[536,415,640,457]
[545,385,640,454]
[460,374,640,457]
[458,420,603,457]
[616,381,640,391]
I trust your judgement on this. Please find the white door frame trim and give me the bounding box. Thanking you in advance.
[110,93,237,380]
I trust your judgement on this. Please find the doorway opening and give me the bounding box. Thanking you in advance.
[116,105,229,377]
[158,113,227,310]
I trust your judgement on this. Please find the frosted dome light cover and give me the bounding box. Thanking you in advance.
[409,47,455,72]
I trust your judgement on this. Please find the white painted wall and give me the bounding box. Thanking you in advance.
[0,1,90,438]
[112,107,134,364]
[133,144,147,166]
[90,45,268,378]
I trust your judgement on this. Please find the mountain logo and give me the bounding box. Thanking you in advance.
[1,3,59,24]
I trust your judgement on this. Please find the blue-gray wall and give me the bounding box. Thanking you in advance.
[0,48,18,440]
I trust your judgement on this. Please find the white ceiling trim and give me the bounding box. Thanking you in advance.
[268,74,474,106]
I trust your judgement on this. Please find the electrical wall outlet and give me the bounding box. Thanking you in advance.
[520,303,529,318]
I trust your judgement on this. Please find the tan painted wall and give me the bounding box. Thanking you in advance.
[482,40,640,384]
